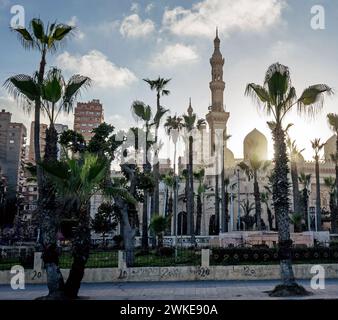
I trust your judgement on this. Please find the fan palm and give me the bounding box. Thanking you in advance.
[286,137,304,217]
[41,152,109,298]
[5,67,91,161]
[299,172,312,231]
[143,77,171,218]
[183,109,197,241]
[149,215,171,250]
[10,18,74,187]
[245,62,332,295]
[324,176,338,233]
[311,138,325,230]
[238,155,271,230]
[131,101,154,251]
[327,113,338,232]
[194,168,206,235]
[164,115,183,239]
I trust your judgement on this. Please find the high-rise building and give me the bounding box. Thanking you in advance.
[0,109,26,199]
[74,99,104,142]
[28,122,47,164]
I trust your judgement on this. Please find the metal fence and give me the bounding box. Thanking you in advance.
[0,247,34,271]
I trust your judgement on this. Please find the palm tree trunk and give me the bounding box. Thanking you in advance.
[141,191,149,251]
[315,159,321,230]
[253,174,262,230]
[195,193,202,235]
[64,206,91,299]
[187,136,195,242]
[40,124,65,297]
[290,161,301,215]
[271,125,296,287]
[121,204,135,267]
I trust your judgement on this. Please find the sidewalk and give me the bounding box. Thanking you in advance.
[1,279,338,300]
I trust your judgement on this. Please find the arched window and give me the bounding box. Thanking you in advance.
[177,211,188,235]
[209,215,217,235]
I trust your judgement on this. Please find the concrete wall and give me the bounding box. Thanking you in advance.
[1,264,338,285]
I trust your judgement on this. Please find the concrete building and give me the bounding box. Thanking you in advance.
[0,109,26,199]
[74,99,104,142]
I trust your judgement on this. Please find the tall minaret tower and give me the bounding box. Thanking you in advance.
[206,28,230,155]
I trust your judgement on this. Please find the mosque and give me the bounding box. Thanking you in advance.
[154,30,337,237]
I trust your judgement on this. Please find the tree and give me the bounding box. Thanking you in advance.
[91,202,117,247]
[245,62,332,296]
[311,138,325,231]
[42,153,109,299]
[238,155,271,230]
[131,101,154,251]
[149,215,171,250]
[220,133,231,233]
[10,18,74,186]
[143,77,171,219]
[324,177,338,233]
[299,173,312,231]
[327,113,338,233]
[162,173,175,228]
[183,105,197,242]
[194,168,206,235]
[261,191,274,231]
[164,115,183,239]
[240,198,256,230]
[8,18,75,298]
[286,137,304,217]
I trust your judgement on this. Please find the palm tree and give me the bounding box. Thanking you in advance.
[327,114,338,233]
[164,115,183,240]
[5,67,91,162]
[245,62,332,295]
[4,68,90,297]
[149,215,171,250]
[240,198,256,230]
[143,77,171,217]
[311,138,325,231]
[221,134,231,233]
[238,155,271,230]
[261,192,274,231]
[183,103,197,242]
[162,173,175,234]
[131,101,153,251]
[10,18,74,188]
[324,176,338,233]
[286,137,304,217]
[42,152,109,299]
[194,168,206,235]
[299,172,312,230]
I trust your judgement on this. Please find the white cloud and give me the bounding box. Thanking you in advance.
[151,43,199,67]
[56,50,137,89]
[162,0,285,37]
[120,14,155,38]
[67,16,85,40]
[130,2,139,13]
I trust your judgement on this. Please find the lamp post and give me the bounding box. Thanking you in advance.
[237,169,241,231]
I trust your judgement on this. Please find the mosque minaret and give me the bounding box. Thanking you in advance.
[206,28,230,155]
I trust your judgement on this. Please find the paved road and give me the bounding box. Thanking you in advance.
[1,279,338,300]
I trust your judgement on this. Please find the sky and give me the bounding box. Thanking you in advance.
[0,0,338,161]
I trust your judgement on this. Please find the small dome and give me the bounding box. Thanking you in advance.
[244,129,268,161]
[224,148,235,168]
[324,135,337,161]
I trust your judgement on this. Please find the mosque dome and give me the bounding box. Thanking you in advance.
[243,129,268,161]
[324,135,337,161]
[224,148,235,168]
